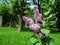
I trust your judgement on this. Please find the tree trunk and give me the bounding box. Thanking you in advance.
[18,0,25,32]
[0,16,3,26]
[9,15,12,27]
[18,15,22,32]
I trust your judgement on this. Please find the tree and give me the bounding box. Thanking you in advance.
[18,0,26,32]
[56,0,60,31]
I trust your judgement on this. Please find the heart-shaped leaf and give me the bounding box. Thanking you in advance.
[41,28,50,36]
[30,37,37,43]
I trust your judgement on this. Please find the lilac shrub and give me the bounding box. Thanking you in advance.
[22,7,53,45]
[22,7,44,39]
[33,7,53,45]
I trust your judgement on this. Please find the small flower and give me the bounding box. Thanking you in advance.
[22,16,28,22]
[29,23,41,33]
[26,18,34,25]
[39,32,44,39]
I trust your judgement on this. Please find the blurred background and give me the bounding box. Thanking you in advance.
[0,0,60,45]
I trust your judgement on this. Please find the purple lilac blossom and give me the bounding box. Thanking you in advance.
[22,16,28,22]
[33,7,42,22]
[22,16,44,39]
[39,32,44,39]
[29,23,41,32]
[26,18,34,25]
[22,16,40,32]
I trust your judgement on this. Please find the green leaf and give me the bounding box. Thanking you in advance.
[51,0,55,5]
[41,28,50,36]
[44,11,50,15]
[11,0,16,3]
[49,21,56,25]
[49,0,55,6]
[47,14,53,19]
[8,9,13,15]
[49,40,54,45]
[42,21,46,25]
[24,10,29,13]
[48,7,52,12]
[41,5,48,9]
[30,37,37,43]
[36,43,42,45]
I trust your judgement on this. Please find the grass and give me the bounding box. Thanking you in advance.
[0,27,60,45]
[49,33,60,45]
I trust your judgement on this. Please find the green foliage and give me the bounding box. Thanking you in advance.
[36,43,42,45]
[49,40,54,45]
[0,0,59,28]
[44,11,50,16]
[40,5,49,10]
[24,10,29,14]
[0,0,21,27]
[41,28,50,37]
[42,21,46,26]
[41,0,57,28]
[30,35,42,45]
[8,8,13,15]
[30,37,37,43]
[0,3,9,15]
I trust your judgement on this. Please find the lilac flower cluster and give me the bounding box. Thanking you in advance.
[33,7,42,22]
[22,7,44,39]
[22,16,34,25]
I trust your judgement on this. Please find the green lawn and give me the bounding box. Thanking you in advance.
[49,33,60,45]
[0,27,60,45]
